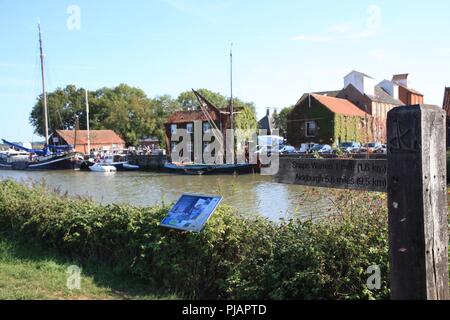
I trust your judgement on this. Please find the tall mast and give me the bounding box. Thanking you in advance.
[229,43,234,131]
[85,89,91,154]
[38,22,49,145]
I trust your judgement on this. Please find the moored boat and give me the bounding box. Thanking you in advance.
[164,162,255,175]
[81,153,140,171]
[0,23,82,171]
[89,163,117,172]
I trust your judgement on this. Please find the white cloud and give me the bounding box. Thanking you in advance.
[328,23,355,35]
[291,5,382,43]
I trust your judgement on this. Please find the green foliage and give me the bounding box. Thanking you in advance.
[91,84,157,146]
[177,89,227,111]
[234,106,258,138]
[0,180,391,300]
[272,106,293,138]
[334,114,370,146]
[29,86,257,147]
[30,85,87,135]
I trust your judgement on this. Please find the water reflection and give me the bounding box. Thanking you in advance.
[0,170,334,221]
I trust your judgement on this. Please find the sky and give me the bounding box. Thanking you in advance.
[1,0,450,142]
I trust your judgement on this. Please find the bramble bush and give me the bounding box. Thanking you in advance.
[0,179,390,299]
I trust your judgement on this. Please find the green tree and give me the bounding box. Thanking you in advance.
[177,89,228,110]
[272,106,293,138]
[29,85,87,136]
[30,84,158,146]
[150,95,182,148]
[234,106,258,132]
[91,84,156,146]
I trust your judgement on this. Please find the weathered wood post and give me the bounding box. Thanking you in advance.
[387,104,449,300]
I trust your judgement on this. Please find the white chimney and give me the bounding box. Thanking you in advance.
[378,80,399,99]
[392,74,409,88]
[344,70,375,96]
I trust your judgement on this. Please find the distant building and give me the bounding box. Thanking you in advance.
[258,108,277,136]
[164,90,232,162]
[443,87,450,148]
[392,74,424,105]
[52,130,125,154]
[288,70,425,144]
[139,136,160,149]
[287,94,371,147]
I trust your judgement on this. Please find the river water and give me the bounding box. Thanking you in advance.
[0,170,337,221]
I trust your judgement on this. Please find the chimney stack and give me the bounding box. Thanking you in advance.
[392,74,409,88]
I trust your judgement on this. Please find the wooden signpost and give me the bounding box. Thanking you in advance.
[277,158,387,193]
[276,104,449,300]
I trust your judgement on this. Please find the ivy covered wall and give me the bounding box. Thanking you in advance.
[287,97,371,147]
[334,114,373,145]
[287,98,335,147]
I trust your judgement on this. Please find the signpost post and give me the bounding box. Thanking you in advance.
[275,104,449,300]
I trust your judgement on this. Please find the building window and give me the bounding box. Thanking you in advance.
[203,122,211,133]
[171,124,177,135]
[186,123,193,134]
[306,121,317,137]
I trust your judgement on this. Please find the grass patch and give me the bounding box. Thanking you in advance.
[0,232,178,300]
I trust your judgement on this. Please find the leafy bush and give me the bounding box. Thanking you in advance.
[0,180,390,299]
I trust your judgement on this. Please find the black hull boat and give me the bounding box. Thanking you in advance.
[0,153,80,171]
[164,163,255,175]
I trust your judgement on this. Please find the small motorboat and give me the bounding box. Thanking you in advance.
[81,153,140,171]
[100,154,140,171]
[89,163,117,172]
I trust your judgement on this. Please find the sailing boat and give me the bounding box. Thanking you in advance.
[0,23,81,170]
[164,45,255,175]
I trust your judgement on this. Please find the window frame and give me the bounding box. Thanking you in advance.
[170,124,177,135]
[305,121,317,138]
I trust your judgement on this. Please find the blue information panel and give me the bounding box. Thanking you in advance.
[160,194,222,233]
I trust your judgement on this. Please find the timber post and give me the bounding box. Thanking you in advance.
[387,104,449,300]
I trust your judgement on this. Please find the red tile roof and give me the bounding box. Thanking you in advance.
[56,130,125,145]
[166,110,220,124]
[311,94,368,117]
[443,87,450,117]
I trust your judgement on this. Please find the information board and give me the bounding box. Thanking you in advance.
[160,194,222,232]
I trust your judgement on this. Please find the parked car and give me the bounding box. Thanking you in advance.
[279,145,297,155]
[310,144,333,154]
[254,144,296,156]
[360,142,383,153]
[299,143,318,154]
[374,144,387,154]
[338,142,361,153]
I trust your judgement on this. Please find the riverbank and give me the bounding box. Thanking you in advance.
[0,179,394,299]
[0,233,178,300]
